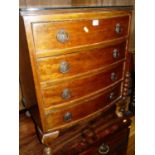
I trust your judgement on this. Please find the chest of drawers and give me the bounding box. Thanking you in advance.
[20,6,132,155]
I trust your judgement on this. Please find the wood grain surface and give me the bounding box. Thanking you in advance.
[20,6,133,141]
[33,16,129,51]
[20,16,38,109]
[20,0,134,9]
[19,109,133,155]
[37,42,126,82]
[41,63,123,107]
[80,128,129,155]
[19,112,44,155]
[45,84,121,131]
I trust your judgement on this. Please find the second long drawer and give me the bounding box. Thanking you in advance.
[37,42,126,82]
[41,62,124,108]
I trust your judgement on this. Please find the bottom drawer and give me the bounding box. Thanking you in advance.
[81,127,129,155]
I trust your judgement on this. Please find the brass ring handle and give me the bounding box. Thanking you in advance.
[109,92,115,100]
[64,112,72,122]
[111,72,117,81]
[56,29,69,43]
[59,61,70,73]
[113,49,120,58]
[61,88,71,100]
[115,23,122,34]
[98,143,110,154]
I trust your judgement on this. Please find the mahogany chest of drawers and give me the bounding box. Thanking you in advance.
[20,5,132,155]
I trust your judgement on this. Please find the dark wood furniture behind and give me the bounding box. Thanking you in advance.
[20,2,133,154]
[20,107,131,155]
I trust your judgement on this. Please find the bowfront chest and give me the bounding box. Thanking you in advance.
[20,5,133,155]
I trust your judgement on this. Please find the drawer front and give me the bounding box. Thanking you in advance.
[42,63,123,107]
[81,128,129,155]
[33,16,129,51]
[46,85,121,130]
[37,42,126,82]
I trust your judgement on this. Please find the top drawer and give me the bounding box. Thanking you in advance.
[32,16,129,52]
